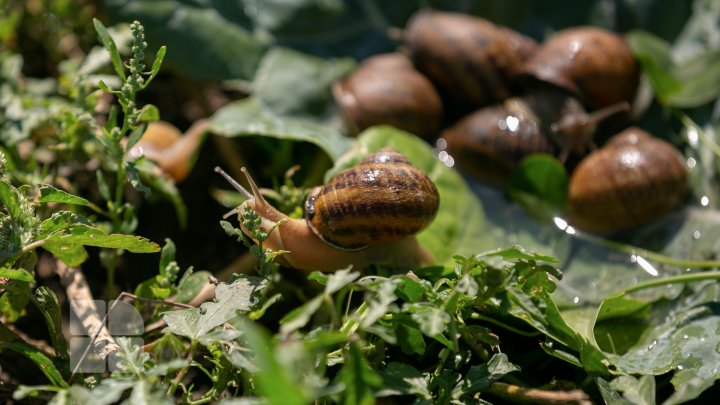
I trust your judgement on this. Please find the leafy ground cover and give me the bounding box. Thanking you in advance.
[2,0,720,404]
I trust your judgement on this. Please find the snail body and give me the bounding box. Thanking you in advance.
[132,120,209,182]
[405,10,537,109]
[566,127,688,234]
[216,148,439,272]
[333,53,443,140]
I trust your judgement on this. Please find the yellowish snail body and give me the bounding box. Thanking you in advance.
[215,148,439,272]
[130,120,209,182]
[565,127,688,234]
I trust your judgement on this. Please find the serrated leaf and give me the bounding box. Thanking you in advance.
[405,303,450,337]
[609,375,656,405]
[0,268,34,282]
[377,362,431,399]
[45,224,160,253]
[324,268,359,295]
[38,185,90,206]
[0,180,21,219]
[453,353,520,397]
[32,287,69,363]
[1,342,67,388]
[163,276,267,339]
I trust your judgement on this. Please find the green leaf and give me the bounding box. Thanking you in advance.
[93,18,125,80]
[32,287,69,363]
[237,318,307,405]
[609,375,656,405]
[627,30,681,102]
[453,353,520,397]
[507,154,568,220]
[144,45,166,88]
[324,268,359,295]
[667,51,720,107]
[482,246,560,264]
[210,97,353,162]
[279,295,323,335]
[0,180,21,219]
[125,122,148,151]
[253,47,354,117]
[44,224,160,253]
[136,105,160,122]
[38,185,90,206]
[0,268,34,282]
[162,276,267,339]
[1,342,67,387]
[174,270,213,304]
[377,362,431,399]
[339,341,383,405]
[42,242,88,267]
[404,303,450,337]
[104,1,269,81]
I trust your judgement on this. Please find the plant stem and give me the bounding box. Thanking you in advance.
[578,232,720,268]
[615,271,720,296]
[470,313,542,337]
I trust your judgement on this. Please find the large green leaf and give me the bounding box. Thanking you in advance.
[1,341,68,387]
[103,0,269,81]
[210,97,354,162]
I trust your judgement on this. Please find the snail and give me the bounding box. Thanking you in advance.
[130,119,209,182]
[523,26,640,110]
[333,53,443,140]
[215,148,439,272]
[566,127,688,234]
[440,84,630,185]
[404,10,538,109]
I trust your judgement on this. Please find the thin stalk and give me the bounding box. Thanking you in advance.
[614,271,720,297]
[578,232,720,268]
[470,313,542,337]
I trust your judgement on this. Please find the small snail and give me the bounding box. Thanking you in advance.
[131,120,209,182]
[215,148,439,272]
[333,53,443,140]
[441,85,629,185]
[566,127,688,234]
[404,10,537,109]
[523,26,640,110]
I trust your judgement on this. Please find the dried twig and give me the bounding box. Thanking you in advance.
[487,381,592,405]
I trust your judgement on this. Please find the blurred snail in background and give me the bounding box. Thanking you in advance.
[522,26,640,110]
[333,53,443,140]
[215,148,439,272]
[404,10,538,109]
[131,120,209,182]
[440,85,630,185]
[566,127,688,234]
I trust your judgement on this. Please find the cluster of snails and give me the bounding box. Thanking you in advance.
[333,10,688,235]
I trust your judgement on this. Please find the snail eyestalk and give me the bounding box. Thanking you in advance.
[214,166,253,200]
[240,167,269,210]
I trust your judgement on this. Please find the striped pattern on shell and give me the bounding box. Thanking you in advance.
[566,128,687,234]
[305,148,439,250]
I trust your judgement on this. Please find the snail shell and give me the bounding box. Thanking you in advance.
[215,148,439,272]
[333,53,443,140]
[566,127,688,234]
[305,148,440,249]
[523,26,639,109]
[440,102,555,186]
[405,10,537,109]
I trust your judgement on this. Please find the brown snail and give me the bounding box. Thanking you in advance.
[523,26,640,110]
[215,148,439,272]
[566,127,688,234]
[130,120,209,182]
[404,10,538,109]
[441,85,630,185]
[333,53,443,140]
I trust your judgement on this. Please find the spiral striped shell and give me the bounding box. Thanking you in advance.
[566,127,687,233]
[305,148,440,250]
